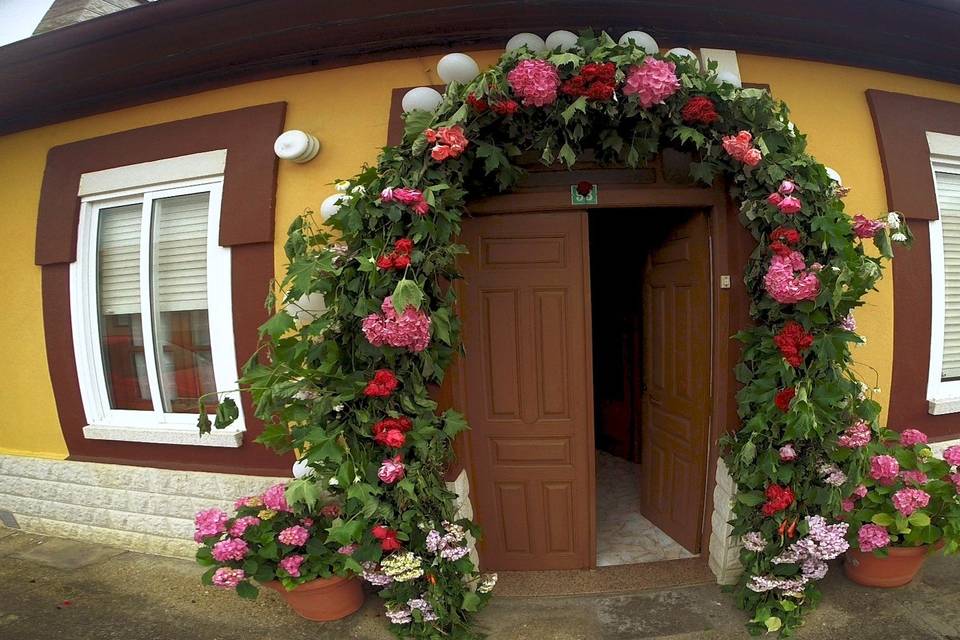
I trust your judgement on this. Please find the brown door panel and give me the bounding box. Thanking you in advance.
[640,211,712,553]
[460,212,594,571]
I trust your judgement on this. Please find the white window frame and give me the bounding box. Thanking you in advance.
[70,155,244,446]
[926,132,960,414]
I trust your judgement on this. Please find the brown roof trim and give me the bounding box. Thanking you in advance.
[38,103,291,473]
[2,1,960,135]
[867,88,960,439]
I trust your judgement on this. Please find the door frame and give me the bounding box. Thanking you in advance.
[443,173,752,566]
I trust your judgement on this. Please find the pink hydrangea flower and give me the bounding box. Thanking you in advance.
[950,472,960,492]
[362,296,431,352]
[858,523,890,552]
[853,484,868,499]
[280,554,306,578]
[852,214,886,239]
[194,508,229,543]
[378,455,406,484]
[211,538,249,562]
[779,444,797,462]
[507,59,560,107]
[943,445,960,466]
[277,525,310,547]
[763,250,820,304]
[262,483,290,512]
[891,488,930,517]
[900,470,928,486]
[900,429,928,446]
[838,421,872,448]
[212,567,245,588]
[870,454,900,485]
[338,544,358,556]
[623,58,679,108]
[228,516,261,538]
[841,499,856,512]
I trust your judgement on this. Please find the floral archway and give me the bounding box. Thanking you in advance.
[202,31,910,638]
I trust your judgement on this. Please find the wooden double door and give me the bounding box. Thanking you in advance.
[459,210,711,570]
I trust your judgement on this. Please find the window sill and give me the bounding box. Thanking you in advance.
[928,396,960,415]
[82,423,243,447]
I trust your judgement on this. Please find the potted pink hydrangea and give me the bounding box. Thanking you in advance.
[840,428,960,587]
[194,482,364,620]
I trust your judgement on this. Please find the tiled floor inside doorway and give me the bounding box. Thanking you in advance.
[596,451,696,566]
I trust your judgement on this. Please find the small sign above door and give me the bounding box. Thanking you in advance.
[570,184,598,206]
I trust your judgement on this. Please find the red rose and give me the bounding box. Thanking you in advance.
[576,181,593,196]
[582,62,615,82]
[392,254,411,270]
[775,387,796,413]
[364,369,398,398]
[681,96,719,125]
[381,536,402,552]
[379,429,406,448]
[394,238,414,255]
[769,240,792,257]
[761,484,795,516]
[587,82,615,101]
[396,417,412,432]
[466,93,488,113]
[560,76,586,97]
[771,226,800,245]
[773,321,814,368]
[376,255,394,270]
[371,525,391,539]
[492,99,519,116]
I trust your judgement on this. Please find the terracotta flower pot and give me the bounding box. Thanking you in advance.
[263,575,364,621]
[843,545,933,588]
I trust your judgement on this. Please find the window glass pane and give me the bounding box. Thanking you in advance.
[936,171,960,381]
[150,192,217,413]
[97,203,152,410]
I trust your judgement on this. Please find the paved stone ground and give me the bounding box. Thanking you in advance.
[1,527,959,639]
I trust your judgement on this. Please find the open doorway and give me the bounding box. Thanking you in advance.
[589,209,711,566]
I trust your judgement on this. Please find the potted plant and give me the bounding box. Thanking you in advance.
[840,428,960,587]
[194,480,365,620]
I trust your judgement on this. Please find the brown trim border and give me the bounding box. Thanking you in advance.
[37,103,293,474]
[867,89,960,440]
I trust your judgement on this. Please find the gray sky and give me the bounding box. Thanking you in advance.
[0,0,55,47]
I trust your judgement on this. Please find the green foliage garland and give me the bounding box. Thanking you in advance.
[204,31,909,638]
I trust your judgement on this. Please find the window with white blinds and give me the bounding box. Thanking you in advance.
[72,173,243,443]
[936,169,960,381]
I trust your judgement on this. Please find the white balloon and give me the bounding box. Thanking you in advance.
[716,69,742,88]
[273,130,319,163]
[825,167,843,186]
[505,32,545,53]
[292,459,314,479]
[618,30,659,55]
[545,30,578,51]
[437,53,480,84]
[320,193,345,221]
[666,47,699,68]
[401,86,443,113]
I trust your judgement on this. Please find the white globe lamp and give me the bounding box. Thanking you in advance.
[273,130,319,163]
[285,291,326,326]
[825,167,843,186]
[505,32,545,53]
[666,47,700,68]
[401,87,443,113]
[437,53,480,84]
[292,458,314,479]
[618,30,659,55]
[545,30,578,51]
[320,193,345,221]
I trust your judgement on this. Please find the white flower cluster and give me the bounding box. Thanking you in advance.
[381,552,424,582]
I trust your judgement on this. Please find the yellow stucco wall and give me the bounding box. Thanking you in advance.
[2,49,960,458]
